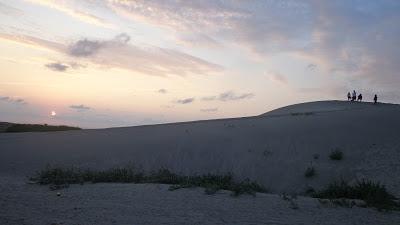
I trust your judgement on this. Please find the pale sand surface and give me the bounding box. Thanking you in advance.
[1,100,400,224]
[1,175,399,225]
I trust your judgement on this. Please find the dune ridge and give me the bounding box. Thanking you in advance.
[1,100,399,196]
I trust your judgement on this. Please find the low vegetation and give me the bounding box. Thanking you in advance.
[30,166,268,196]
[304,166,316,178]
[314,180,399,210]
[329,149,343,160]
[5,123,81,133]
[290,112,314,116]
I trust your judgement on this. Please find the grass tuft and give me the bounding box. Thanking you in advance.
[329,149,343,160]
[30,166,268,196]
[314,179,399,210]
[304,166,316,178]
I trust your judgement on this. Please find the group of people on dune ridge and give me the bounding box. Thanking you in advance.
[347,90,378,104]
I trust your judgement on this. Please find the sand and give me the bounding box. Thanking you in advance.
[1,100,400,224]
[1,175,400,225]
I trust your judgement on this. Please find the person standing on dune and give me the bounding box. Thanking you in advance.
[347,92,351,101]
[352,90,357,101]
[374,94,378,104]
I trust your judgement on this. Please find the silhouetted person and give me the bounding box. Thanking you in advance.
[357,93,362,102]
[374,94,378,104]
[352,90,356,101]
[347,92,351,101]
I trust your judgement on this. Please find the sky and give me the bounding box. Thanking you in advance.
[0,0,399,128]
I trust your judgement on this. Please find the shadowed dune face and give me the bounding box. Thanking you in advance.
[1,101,400,195]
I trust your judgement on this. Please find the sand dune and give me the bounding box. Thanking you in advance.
[1,100,400,224]
[1,100,400,194]
[0,101,400,194]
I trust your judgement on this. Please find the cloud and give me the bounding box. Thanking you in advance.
[218,91,254,101]
[45,62,69,72]
[200,107,218,112]
[202,91,254,102]
[68,39,102,57]
[107,1,311,54]
[106,1,400,94]
[3,1,400,100]
[157,89,167,94]
[26,0,114,28]
[70,104,91,111]
[0,96,27,105]
[44,61,86,72]
[66,34,223,76]
[175,98,195,104]
[176,33,222,48]
[307,64,317,71]
[267,71,288,84]
[0,33,223,77]
[201,96,216,101]
[0,33,65,53]
[0,2,23,16]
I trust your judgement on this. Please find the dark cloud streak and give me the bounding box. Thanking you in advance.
[45,62,69,72]
[70,104,91,111]
[202,91,254,102]
[175,98,195,104]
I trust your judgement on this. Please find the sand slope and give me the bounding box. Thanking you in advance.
[1,175,399,225]
[1,100,400,196]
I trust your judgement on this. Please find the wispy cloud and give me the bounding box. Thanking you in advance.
[0,96,28,105]
[26,0,115,28]
[175,98,195,104]
[45,62,69,72]
[200,107,218,112]
[0,33,65,53]
[201,96,216,101]
[104,0,400,91]
[44,61,86,72]
[266,71,288,84]
[70,104,91,111]
[0,33,223,77]
[157,89,167,94]
[202,91,254,102]
[0,2,23,16]
[218,91,254,101]
[307,64,317,71]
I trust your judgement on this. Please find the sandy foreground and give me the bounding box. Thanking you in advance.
[1,175,399,225]
[1,100,400,224]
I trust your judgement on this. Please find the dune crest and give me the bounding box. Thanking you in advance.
[1,100,399,196]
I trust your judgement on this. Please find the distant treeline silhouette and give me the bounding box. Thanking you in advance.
[5,123,81,133]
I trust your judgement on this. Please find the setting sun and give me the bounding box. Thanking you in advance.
[51,111,56,117]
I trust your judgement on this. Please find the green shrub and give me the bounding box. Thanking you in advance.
[30,166,268,196]
[314,180,399,210]
[329,149,343,160]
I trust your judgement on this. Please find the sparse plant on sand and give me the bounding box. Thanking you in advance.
[304,166,316,178]
[281,193,299,209]
[329,149,343,160]
[290,112,314,116]
[30,166,268,197]
[314,179,399,210]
